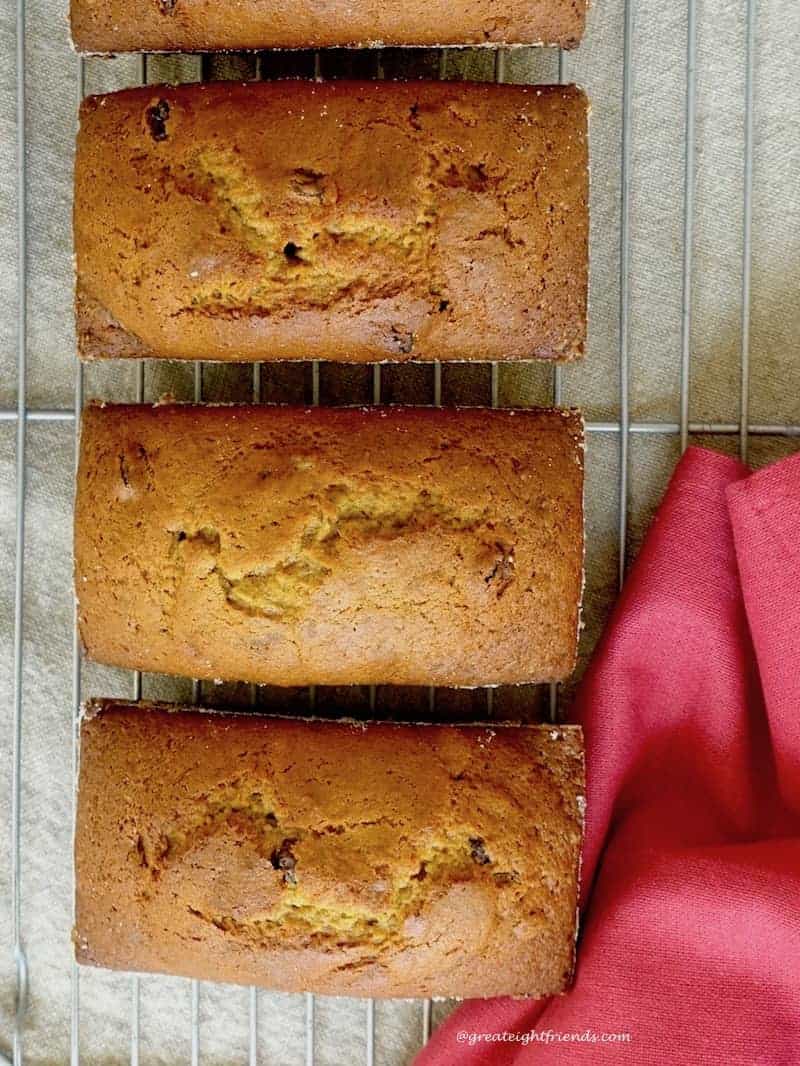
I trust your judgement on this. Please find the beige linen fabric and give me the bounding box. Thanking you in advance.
[1,0,798,1061]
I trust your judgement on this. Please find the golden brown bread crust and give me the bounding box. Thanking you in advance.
[75,80,589,363]
[75,701,585,998]
[70,0,588,54]
[74,403,585,687]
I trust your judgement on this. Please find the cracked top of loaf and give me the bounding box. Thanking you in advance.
[70,0,588,55]
[75,700,585,999]
[74,80,588,363]
[74,402,584,687]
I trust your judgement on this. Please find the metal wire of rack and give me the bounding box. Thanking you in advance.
[8,0,787,1061]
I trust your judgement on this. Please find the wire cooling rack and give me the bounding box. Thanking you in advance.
[9,0,798,1062]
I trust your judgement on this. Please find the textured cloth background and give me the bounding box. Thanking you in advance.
[1,0,799,1062]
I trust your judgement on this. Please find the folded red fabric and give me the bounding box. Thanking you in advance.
[417,446,800,1065]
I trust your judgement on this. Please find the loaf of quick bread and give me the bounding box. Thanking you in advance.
[75,701,586,998]
[75,80,589,364]
[74,403,585,687]
[71,0,589,56]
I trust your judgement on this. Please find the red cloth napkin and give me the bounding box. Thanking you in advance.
[417,446,800,1066]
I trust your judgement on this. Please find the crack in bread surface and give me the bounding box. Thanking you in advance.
[169,483,512,619]
[136,782,521,948]
[170,144,519,321]
[176,146,444,318]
